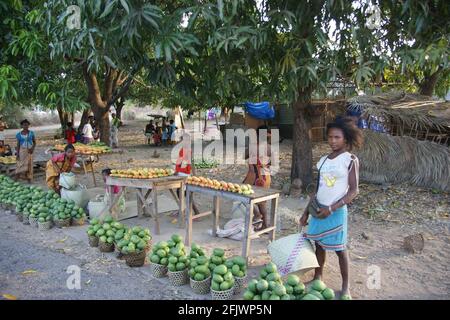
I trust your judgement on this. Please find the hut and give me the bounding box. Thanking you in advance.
[348,92,450,191]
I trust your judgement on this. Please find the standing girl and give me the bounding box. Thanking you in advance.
[15,119,36,182]
[300,117,362,300]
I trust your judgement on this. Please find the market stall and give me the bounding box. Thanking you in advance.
[105,174,186,235]
[184,181,280,261]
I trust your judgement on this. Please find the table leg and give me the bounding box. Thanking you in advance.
[136,190,143,218]
[269,197,279,241]
[212,196,220,237]
[81,156,88,176]
[178,184,185,229]
[90,160,97,187]
[242,201,254,262]
[185,191,193,246]
[152,187,160,235]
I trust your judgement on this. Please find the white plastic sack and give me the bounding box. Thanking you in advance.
[61,184,90,208]
[59,172,77,190]
[208,218,258,241]
[267,233,319,276]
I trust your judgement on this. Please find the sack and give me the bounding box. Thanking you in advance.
[59,172,77,190]
[61,185,90,208]
[268,233,319,276]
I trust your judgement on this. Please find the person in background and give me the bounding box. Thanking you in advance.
[15,119,36,182]
[102,168,125,219]
[300,117,362,300]
[82,116,95,144]
[174,133,199,215]
[161,118,168,146]
[145,120,155,145]
[0,141,12,156]
[0,115,8,145]
[153,121,162,146]
[243,125,272,230]
[168,119,177,144]
[45,144,77,194]
[110,113,120,148]
[65,122,76,144]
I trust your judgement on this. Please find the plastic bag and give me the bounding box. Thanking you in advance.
[59,172,77,190]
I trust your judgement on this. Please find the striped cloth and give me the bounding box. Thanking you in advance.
[305,205,348,251]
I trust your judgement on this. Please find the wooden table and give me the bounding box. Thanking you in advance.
[105,175,186,235]
[50,150,101,187]
[184,184,280,261]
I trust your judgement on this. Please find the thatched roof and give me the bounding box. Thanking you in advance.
[355,130,450,191]
[348,92,450,131]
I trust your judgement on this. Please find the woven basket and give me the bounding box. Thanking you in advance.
[150,263,168,278]
[144,239,153,254]
[190,276,211,295]
[211,287,234,300]
[98,241,115,253]
[71,217,85,226]
[88,235,99,247]
[29,216,39,228]
[16,212,23,222]
[124,250,146,267]
[54,217,71,228]
[22,216,30,225]
[38,220,53,231]
[168,269,189,286]
[233,275,248,294]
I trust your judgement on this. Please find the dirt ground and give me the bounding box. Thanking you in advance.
[1,119,449,300]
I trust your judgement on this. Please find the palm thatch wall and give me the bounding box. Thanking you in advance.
[355,130,450,191]
[348,92,450,144]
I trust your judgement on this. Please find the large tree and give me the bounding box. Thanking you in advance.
[43,0,199,144]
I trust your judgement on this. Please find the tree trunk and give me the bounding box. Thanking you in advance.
[115,96,125,121]
[78,109,90,134]
[419,68,442,96]
[56,105,69,136]
[93,109,110,145]
[290,87,313,192]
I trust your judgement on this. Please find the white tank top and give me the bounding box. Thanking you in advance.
[316,152,358,206]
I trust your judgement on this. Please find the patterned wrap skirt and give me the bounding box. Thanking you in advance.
[305,205,348,251]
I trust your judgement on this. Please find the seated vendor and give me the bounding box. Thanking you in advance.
[0,141,12,156]
[45,144,77,194]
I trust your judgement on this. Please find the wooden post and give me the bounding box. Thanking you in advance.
[242,201,254,261]
[212,195,220,237]
[178,182,185,229]
[152,187,160,235]
[136,189,143,218]
[269,197,279,241]
[185,191,193,246]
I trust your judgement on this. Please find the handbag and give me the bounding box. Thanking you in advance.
[307,157,327,218]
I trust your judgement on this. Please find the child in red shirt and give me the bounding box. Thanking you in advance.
[65,122,76,144]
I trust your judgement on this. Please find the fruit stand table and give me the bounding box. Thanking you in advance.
[105,175,186,235]
[184,184,280,261]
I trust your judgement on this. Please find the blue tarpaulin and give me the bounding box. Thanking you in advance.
[244,101,275,120]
